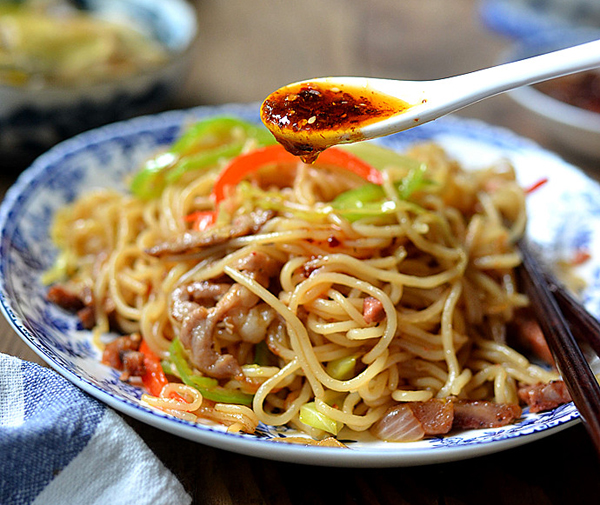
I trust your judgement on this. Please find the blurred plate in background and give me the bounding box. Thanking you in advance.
[501,29,600,160]
[0,0,197,170]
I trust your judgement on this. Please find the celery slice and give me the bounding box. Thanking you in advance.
[299,402,342,435]
[168,338,254,406]
[326,355,358,381]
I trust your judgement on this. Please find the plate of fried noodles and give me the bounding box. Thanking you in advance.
[1,103,600,467]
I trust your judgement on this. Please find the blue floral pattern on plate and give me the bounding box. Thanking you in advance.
[1,103,599,467]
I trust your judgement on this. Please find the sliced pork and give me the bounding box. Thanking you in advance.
[452,400,522,429]
[363,296,386,324]
[372,397,522,442]
[47,283,113,330]
[47,284,86,312]
[101,333,145,379]
[509,309,555,366]
[147,209,275,257]
[170,251,281,379]
[518,381,571,413]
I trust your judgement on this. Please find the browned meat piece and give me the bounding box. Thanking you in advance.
[146,209,275,257]
[47,285,85,312]
[371,399,454,442]
[372,397,524,441]
[181,284,263,378]
[121,351,146,378]
[363,296,386,324]
[77,306,96,330]
[452,400,521,429]
[229,250,282,285]
[172,251,281,379]
[509,309,555,366]
[181,301,245,379]
[101,333,143,374]
[47,283,122,331]
[518,381,572,413]
[170,251,281,324]
[410,399,454,434]
[171,281,231,323]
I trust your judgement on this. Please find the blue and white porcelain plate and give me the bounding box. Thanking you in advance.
[1,103,600,467]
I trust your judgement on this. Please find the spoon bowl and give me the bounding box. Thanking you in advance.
[261,39,600,160]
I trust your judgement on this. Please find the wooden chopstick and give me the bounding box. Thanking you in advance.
[545,276,600,358]
[518,238,600,457]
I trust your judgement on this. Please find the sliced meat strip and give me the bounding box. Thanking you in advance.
[172,251,281,380]
[77,305,96,330]
[181,284,259,379]
[182,306,241,379]
[171,281,231,323]
[508,309,555,366]
[47,285,85,312]
[101,333,145,379]
[48,283,119,331]
[229,249,282,285]
[518,380,571,413]
[147,209,275,257]
[452,400,522,429]
[410,399,454,435]
[363,296,386,324]
[121,350,146,378]
[224,302,277,344]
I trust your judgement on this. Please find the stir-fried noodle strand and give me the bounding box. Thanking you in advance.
[46,118,562,442]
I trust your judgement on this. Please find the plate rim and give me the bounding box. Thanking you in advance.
[0,103,592,467]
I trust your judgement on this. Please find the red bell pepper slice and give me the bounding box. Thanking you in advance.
[211,144,384,204]
[525,177,549,194]
[139,339,168,397]
[184,210,217,231]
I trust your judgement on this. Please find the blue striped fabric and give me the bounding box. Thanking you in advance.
[1,359,104,504]
[0,353,190,505]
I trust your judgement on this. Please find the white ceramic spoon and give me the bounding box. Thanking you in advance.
[261,39,600,160]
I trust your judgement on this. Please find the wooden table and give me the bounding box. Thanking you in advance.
[2,1,600,502]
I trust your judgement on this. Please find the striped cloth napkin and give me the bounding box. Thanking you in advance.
[0,352,191,505]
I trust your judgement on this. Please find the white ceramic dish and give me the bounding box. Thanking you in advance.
[1,103,600,468]
[509,83,600,159]
[501,29,600,160]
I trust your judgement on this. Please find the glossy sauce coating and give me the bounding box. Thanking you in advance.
[261,82,411,163]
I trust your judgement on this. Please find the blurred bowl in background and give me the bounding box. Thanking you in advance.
[480,0,600,39]
[502,29,600,160]
[0,0,197,169]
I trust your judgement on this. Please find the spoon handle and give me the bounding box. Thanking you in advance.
[438,39,600,110]
[261,39,600,149]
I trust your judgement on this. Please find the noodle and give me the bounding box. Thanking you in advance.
[46,118,565,443]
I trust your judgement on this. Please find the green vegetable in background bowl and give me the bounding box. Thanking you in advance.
[0,0,198,168]
[0,0,169,87]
